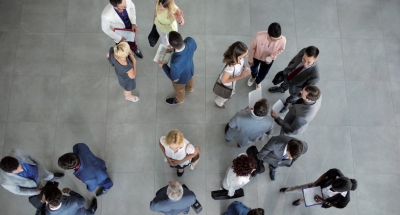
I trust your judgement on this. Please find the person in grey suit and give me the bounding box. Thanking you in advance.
[150,181,196,215]
[0,148,64,196]
[271,85,322,135]
[225,98,273,148]
[257,135,308,181]
[269,46,320,113]
[43,186,97,215]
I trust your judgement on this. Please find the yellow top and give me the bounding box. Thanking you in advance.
[154,2,179,33]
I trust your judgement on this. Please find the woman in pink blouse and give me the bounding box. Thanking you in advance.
[247,23,286,89]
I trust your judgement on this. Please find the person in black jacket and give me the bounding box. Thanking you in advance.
[279,168,357,209]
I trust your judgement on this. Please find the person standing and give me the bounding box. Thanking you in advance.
[154,0,184,46]
[224,201,264,215]
[222,154,256,197]
[248,22,286,89]
[157,31,197,105]
[101,0,143,58]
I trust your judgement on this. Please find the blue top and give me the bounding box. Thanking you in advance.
[115,9,131,29]
[17,161,38,182]
[162,37,197,84]
[73,143,109,192]
[224,201,251,215]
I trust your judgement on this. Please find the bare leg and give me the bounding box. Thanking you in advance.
[124,90,137,100]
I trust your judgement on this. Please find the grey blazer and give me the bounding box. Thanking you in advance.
[257,135,308,167]
[282,48,320,96]
[45,190,90,215]
[0,149,53,195]
[150,186,196,215]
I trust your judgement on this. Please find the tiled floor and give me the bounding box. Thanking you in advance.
[0,0,399,214]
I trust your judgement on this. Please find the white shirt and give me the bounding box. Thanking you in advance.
[219,58,244,87]
[322,185,348,198]
[222,153,251,196]
[159,136,195,167]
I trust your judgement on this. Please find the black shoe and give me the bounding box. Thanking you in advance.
[177,169,184,177]
[89,198,98,214]
[133,49,143,58]
[166,98,182,105]
[268,86,285,93]
[292,199,301,206]
[269,169,276,181]
[279,188,288,193]
[53,172,64,180]
[95,186,109,197]
[280,104,289,113]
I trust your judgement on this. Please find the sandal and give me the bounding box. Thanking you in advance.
[125,96,140,103]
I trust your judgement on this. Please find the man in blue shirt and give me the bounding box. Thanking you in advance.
[158,31,197,105]
[224,201,264,215]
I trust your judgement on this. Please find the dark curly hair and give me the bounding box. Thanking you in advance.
[0,156,19,173]
[43,186,62,207]
[232,155,256,177]
[247,208,264,215]
[58,153,80,170]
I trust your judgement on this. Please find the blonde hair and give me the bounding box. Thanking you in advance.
[165,129,184,146]
[158,0,177,20]
[113,42,130,58]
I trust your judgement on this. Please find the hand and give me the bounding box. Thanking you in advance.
[243,106,250,110]
[157,60,164,68]
[119,37,126,43]
[62,188,71,194]
[106,53,110,58]
[166,157,174,166]
[36,188,42,195]
[170,159,184,166]
[288,104,293,110]
[178,19,185,26]
[248,61,254,66]
[308,183,315,188]
[131,24,138,33]
[270,110,278,119]
[129,52,136,63]
[166,46,174,53]
[175,9,184,24]
[240,67,251,78]
[266,60,272,65]
[314,195,324,203]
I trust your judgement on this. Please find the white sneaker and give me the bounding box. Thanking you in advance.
[247,77,255,86]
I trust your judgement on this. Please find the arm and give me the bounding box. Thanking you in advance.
[1,184,39,196]
[220,67,250,84]
[257,140,275,160]
[158,141,173,166]
[101,16,123,42]
[225,114,239,141]
[127,51,137,79]
[305,68,320,86]
[66,190,86,208]
[274,116,307,135]
[170,146,199,166]
[174,8,184,25]
[248,34,258,65]
[161,64,180,82]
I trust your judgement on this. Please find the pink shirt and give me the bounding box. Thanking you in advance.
[248,31,286,62]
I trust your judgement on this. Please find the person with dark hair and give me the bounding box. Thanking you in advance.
[57,143,112,197]
[101,0,143,58]
[0,149,64,196]
[225,98,273,148]
[248,22,286,89]
[157,31,197,105]
[257,136,308,181]
[280,168,357,209]
[269,46,320,112]
[43,186,98,215]
[224,201,264,215]
[222,154,257,197]
[215,42,251,108]
[154,0,184,46]
[271,85,322,135]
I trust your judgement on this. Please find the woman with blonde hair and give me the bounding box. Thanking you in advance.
[214,41,251,108]
[154,0,184,46]
[107,42,139,102]
[159,129,200,177]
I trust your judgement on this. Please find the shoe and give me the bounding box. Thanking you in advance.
[256,84,261,89]
[187,88,194,93]
[280,104,289,113]
[247,77,255,86]
[133,49,143,59]
[89,198,98,214]
[126,96,140,102]
[53,172,64,180]
[269,169,276,181]
[95,186,109,197]
[292,199,301,206]
[215,103,226,108]
[237,143,243,148]
[177,169,184,177]
[166,98,182,105]
[279,188,288,193]
[268,86,285,93]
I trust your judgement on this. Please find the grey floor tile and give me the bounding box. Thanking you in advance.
[337,0,383,39]
[105,123,156,173]
[379,0,400,39]
[53,122,106,170]
[8,75,60,122]
[107,77,156,123]
[0,33,18,75]
[341,39,389,81]
[0,0,22,32]
[294,0,340,38]
[250,0,296,38]
[14,33,65,76]
[304,126,354,173]
[390,82,400,125]
[130,33,159,78]
[134,0,159,35]
[205,0,250,36]
[385,39,400,81]
[346,81,395,126]
[156,77,205,124]
[351,126,399,173]
[205,173,234,214]
[101,172,155,215]
[0,76,12,122]
[296,38,345,81]
[0,122,5,157]
[177,0,206,35]
[356,173,400,215]
[310,81,349,126]
[19,0,68,33]
[4,122,56,169]
[62,33,112,77]
[66,0,109,33]
[0,187,38,214]
[155,123,206,173]
[57,76,108,123]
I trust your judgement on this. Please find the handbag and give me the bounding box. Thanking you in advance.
[272,70,284,85]
[148,24,160,47]
[211,188,244,200]
[213,66,235,99]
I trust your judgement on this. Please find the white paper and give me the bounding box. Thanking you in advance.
[272,99,284,113]
[302,187,323,207]
[114,29,135,42]
[248,89,262,108]
[153,44,172,64]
